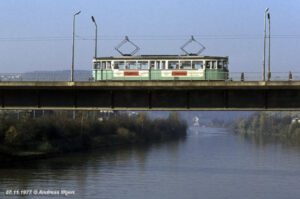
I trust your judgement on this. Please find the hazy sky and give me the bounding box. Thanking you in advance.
[0,0,299,73]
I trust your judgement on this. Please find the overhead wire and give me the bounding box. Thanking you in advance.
[0,34,299,42]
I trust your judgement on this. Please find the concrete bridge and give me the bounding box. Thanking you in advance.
[0,81,300,111]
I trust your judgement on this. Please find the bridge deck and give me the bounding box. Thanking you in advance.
[0,81,300,110]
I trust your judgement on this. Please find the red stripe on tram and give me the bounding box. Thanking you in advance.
[172,71,187,76]
[124,71,139,76]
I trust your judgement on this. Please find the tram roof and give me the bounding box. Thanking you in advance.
[95,55,228,61]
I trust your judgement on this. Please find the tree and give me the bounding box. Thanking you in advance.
[168,111,180,121]
[136,113,148,126]
[4,126,18,145]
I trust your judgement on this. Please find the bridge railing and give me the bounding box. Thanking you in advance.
[0,71,300,82]
[229,72,300,81]
[229,72,261,81]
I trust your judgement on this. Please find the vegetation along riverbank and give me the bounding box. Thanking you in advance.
[0,111,187,160]
[232,112,300,145]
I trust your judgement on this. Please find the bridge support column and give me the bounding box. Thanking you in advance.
[264,90,268,109]
[37,90,41,108]
[0,90,3,108]
[148,90,152,109]
[111,91,114,109]
[224,90,228,108]
[186,90,190,109]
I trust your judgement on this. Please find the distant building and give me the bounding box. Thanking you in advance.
[291,118,300,124]
[128,111,138,117]
[193,116,200,127]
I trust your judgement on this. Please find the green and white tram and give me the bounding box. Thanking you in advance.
[92,36,229,81]
[92,55,229,81]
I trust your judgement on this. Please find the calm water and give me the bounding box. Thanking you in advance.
[1,127,300,199]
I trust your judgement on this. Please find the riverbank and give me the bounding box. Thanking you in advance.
[0,111,187,160]
[231,112,300,145]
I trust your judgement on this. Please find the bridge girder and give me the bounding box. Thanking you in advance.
[1,81,300,111]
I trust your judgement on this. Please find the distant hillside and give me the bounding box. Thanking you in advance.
[0,70,92,81]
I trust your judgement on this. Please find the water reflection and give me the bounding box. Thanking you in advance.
[237,132,300,151]
[0,138,185,196]
[188,126,227,137]
[2,127,300,199]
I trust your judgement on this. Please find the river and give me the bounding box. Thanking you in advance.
[1,126,300,199]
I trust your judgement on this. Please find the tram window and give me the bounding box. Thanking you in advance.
[168,61,178,70]
[180,61,191,69]
[161,61,166,69]
[138,61,149,70]
[93,62,100,69]
[212,61,217,69]
[106,62,111,69]
[192,61,203,69]
[205,61,211,69]
[114,61,125,70]
[224,62,228,68]
[217,61,223,69]
[127,61,137,69]
[156,61,160,69]
[101,62,106,69]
